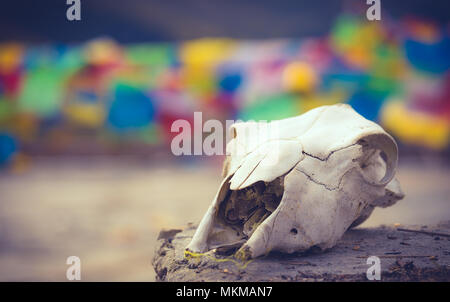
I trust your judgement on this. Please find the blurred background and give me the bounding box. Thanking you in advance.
[0,0,449,281]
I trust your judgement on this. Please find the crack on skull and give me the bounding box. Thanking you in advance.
[295,166,358,192]
[297,142,375,191]
[301,143,359,162]
[295,167,339,191]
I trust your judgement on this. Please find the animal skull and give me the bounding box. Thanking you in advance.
[186,104,404,260]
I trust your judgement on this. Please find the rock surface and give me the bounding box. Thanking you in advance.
[153,222,450,281]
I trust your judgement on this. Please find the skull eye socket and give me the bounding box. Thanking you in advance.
[380,150,388,162]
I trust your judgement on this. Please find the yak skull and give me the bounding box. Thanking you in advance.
[186,104,404,260]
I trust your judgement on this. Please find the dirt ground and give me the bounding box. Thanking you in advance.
[153,221,450,281]
[0,157,449,281]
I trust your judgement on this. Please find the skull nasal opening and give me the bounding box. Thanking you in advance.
[216,176,285,242]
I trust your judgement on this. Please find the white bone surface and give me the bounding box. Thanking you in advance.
[186,104,404,259]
